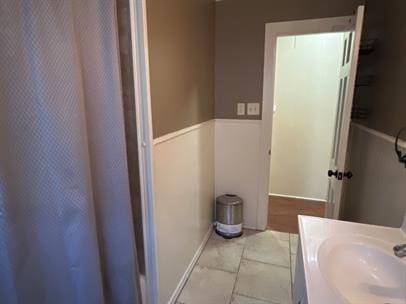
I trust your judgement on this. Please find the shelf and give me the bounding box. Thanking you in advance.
[359,38,378,56]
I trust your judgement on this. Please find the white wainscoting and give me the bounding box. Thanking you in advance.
[215,119,262,229]
[342,123,406,227]
[153,120,215,304]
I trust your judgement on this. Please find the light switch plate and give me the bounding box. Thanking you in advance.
[247,103,260,115]
[237,103,245,115]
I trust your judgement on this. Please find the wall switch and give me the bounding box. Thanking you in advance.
[247,103,260,115]
[237,103,245,115]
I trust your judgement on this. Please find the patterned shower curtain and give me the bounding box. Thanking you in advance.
[0,1,142,303]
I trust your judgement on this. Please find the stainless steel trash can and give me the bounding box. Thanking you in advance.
[215,194,243,238]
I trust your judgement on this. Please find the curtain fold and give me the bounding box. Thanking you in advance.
[0,1,141,303]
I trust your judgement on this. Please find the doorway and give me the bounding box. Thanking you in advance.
[257,9,364,232]
[267,33,343,233]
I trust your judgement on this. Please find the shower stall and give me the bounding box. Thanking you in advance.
[0,0,156,303]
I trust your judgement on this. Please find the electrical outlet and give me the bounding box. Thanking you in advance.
[247,103,260,115]
[237,103,245,115]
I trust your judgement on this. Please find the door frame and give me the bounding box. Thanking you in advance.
[257,14,360,230]
[129,0,158,303]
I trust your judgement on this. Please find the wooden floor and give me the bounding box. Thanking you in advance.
[267,195,326,234]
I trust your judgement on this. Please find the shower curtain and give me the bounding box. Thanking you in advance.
[0,1,142,303]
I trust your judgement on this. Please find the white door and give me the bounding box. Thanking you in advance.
[325,6,364,219]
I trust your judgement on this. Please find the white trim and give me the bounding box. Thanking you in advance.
[352,123,406,149]
[153,120,214,145]
[168,226,213,304]
[153,119,261,146]
[269,193,327,203]
[401,215,406,235]
[328,7,364,220]
[214,118,262,125]
[129,1,158,303]
[257,15,357,231]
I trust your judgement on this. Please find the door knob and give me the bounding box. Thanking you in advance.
[328,170,353,180]
[328,170,338,178]
[343,171,353,179]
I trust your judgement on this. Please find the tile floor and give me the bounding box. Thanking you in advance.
[177,229,299,304]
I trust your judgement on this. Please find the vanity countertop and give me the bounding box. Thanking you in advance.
[298,215,406,304]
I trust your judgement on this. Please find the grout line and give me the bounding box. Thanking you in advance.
[233,292,278,304]
[241,257,291,270]
[195,264,239,275]
[228,237,247,304]
[181,230,295,304]
[289,234,295,300]
[288,234,293,266]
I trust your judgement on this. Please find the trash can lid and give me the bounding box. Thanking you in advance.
[216,194,243,205]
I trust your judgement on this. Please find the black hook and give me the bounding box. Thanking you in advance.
[395,127,406,168]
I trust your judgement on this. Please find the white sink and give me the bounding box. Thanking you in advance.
[296,216,406,304]
[318,236,406,304]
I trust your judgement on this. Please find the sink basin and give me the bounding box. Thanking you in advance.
[318,236,406,304]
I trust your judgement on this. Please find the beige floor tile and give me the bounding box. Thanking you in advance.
[291,254,297,283]
[235,259,291,304]
[198,233,244,272]
[211,229,257,246]
[289,234,298,255]
[177,265,236,304]
[267,230,290,241]
[231,294,273,304]
[243,230,290,267]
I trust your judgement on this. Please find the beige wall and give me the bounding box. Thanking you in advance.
[356,0,406,139]
[146,1,215,301]
[146,0,215,138]
[215,0,364,119]
[269,34,342,200]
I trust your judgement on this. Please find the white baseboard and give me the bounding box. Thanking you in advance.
[167,225,213,304]
[269,192,327,203]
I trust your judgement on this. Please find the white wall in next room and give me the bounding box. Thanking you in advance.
[269,33,343,201]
